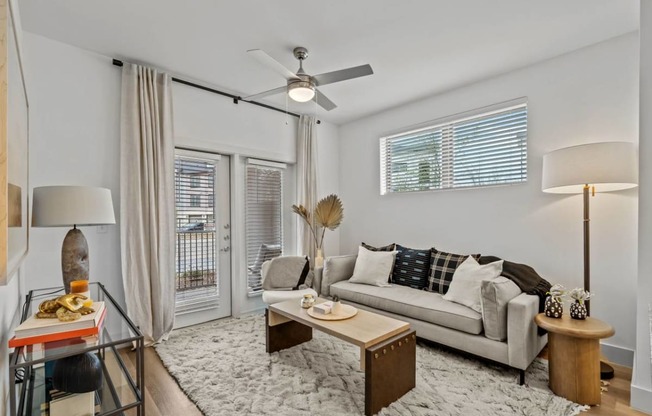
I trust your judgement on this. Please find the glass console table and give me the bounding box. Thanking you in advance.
[9,282,144,416]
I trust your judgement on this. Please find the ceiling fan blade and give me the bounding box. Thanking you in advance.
[314,89,337,111]
[242,85,287,101]
[312,64,373,86]
[247,49,300,81]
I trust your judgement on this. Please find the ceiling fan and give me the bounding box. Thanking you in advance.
[244,46,373,111]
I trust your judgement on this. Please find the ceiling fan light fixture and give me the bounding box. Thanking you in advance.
[288,80,315,102]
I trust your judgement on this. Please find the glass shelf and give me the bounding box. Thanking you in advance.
[9,283,144,416]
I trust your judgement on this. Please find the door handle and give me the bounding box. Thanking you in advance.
[220,246,230,252]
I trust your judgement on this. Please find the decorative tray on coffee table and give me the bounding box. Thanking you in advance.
[307,304,358,321]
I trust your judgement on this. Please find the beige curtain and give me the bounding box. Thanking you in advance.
[297,115,318,262]
[120,63,175,346]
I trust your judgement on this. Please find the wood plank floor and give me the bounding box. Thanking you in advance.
[119,346,650,416]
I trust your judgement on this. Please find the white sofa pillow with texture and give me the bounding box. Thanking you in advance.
[443,256,503,313]
[349,246,397,287]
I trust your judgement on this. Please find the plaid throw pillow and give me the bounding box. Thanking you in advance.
[392,245,431,289]
[361,242,396,252]
[427,249,481,294]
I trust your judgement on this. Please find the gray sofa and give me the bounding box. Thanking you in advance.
[314,254,547,384]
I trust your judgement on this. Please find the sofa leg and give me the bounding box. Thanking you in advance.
[519,369,525,385]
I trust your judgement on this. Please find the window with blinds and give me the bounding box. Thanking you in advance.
[380,102,527,194]
[245,160,284,295]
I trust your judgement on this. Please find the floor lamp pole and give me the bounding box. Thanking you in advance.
[583,185,591,316]
[584,184,615,379]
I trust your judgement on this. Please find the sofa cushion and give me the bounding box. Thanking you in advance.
[443,256,503,313]
[392,245,431,290]
[481,276,522,341]
[427,249,481,294]
[331,281,483,335]
[321,254,357,297]
[349,246,396,287]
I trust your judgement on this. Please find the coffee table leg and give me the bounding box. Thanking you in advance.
[265,309,313,353]
[365,330,416,416]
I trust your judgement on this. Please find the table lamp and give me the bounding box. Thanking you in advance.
[32,186,116,293]
[542,141,638,378]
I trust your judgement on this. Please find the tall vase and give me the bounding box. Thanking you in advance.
[315,248,324,268]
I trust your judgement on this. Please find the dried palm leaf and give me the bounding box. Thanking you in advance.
[314,194,344,231]
[292,204,310,223]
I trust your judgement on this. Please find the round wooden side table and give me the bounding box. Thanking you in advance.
[534,313,614,405]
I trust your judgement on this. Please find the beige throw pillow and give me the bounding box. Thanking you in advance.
[480,276,522,341]
[349,246,397,287]
[443,256,503,313]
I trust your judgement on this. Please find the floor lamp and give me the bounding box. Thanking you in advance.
[542,141,638,379]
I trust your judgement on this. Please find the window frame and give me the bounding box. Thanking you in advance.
[380,98,528,195]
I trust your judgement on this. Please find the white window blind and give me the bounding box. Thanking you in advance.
[380,103,527,194]
[245,162,284,294]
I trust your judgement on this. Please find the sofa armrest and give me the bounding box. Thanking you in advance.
[507,293,545,370]
[321,254,357,297]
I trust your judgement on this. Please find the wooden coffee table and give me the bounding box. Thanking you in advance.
[266,298,416,416]
[534,313,615,405]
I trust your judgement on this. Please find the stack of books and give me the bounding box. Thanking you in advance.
[8,302,107,348]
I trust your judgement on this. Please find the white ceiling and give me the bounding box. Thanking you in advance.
[19,0,639,125]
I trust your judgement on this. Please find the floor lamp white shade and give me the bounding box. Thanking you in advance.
[32,186,116,227]
[542,142,638,193]
[32,186,116,293]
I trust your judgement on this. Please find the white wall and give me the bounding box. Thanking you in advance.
[339,32,639,364]
[21,32,340,321]
[24,32,124,308]
[632,1,652,412]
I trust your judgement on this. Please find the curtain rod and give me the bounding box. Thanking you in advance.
[112,59,321,124]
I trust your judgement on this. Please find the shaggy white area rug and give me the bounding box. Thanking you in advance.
[155,314,587,416]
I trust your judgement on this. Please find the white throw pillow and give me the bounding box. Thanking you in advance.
[443,256,503,313]
[349,246,396,287]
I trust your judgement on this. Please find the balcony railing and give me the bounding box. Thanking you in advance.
[175,223,216,292]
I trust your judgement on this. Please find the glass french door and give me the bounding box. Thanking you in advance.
[173,150,231,327]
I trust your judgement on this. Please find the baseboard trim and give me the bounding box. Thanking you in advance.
[600,342,635,367]
[631,384,652,413]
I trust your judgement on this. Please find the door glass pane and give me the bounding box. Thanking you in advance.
[174,155,218,307]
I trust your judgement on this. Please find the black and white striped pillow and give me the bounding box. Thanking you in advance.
[392,245,431,289]
[427,249,481,294]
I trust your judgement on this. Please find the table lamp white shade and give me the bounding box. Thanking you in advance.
[32,186,116,227]
[542,142,638,194]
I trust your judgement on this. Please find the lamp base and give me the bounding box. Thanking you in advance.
[61,227,89,293]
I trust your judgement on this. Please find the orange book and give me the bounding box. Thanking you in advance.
[8,307,107,348]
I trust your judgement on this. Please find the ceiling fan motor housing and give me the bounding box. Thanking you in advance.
[293,46,309,61]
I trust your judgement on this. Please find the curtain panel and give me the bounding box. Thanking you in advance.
[297,115,319,263]
[120,63,176,346]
